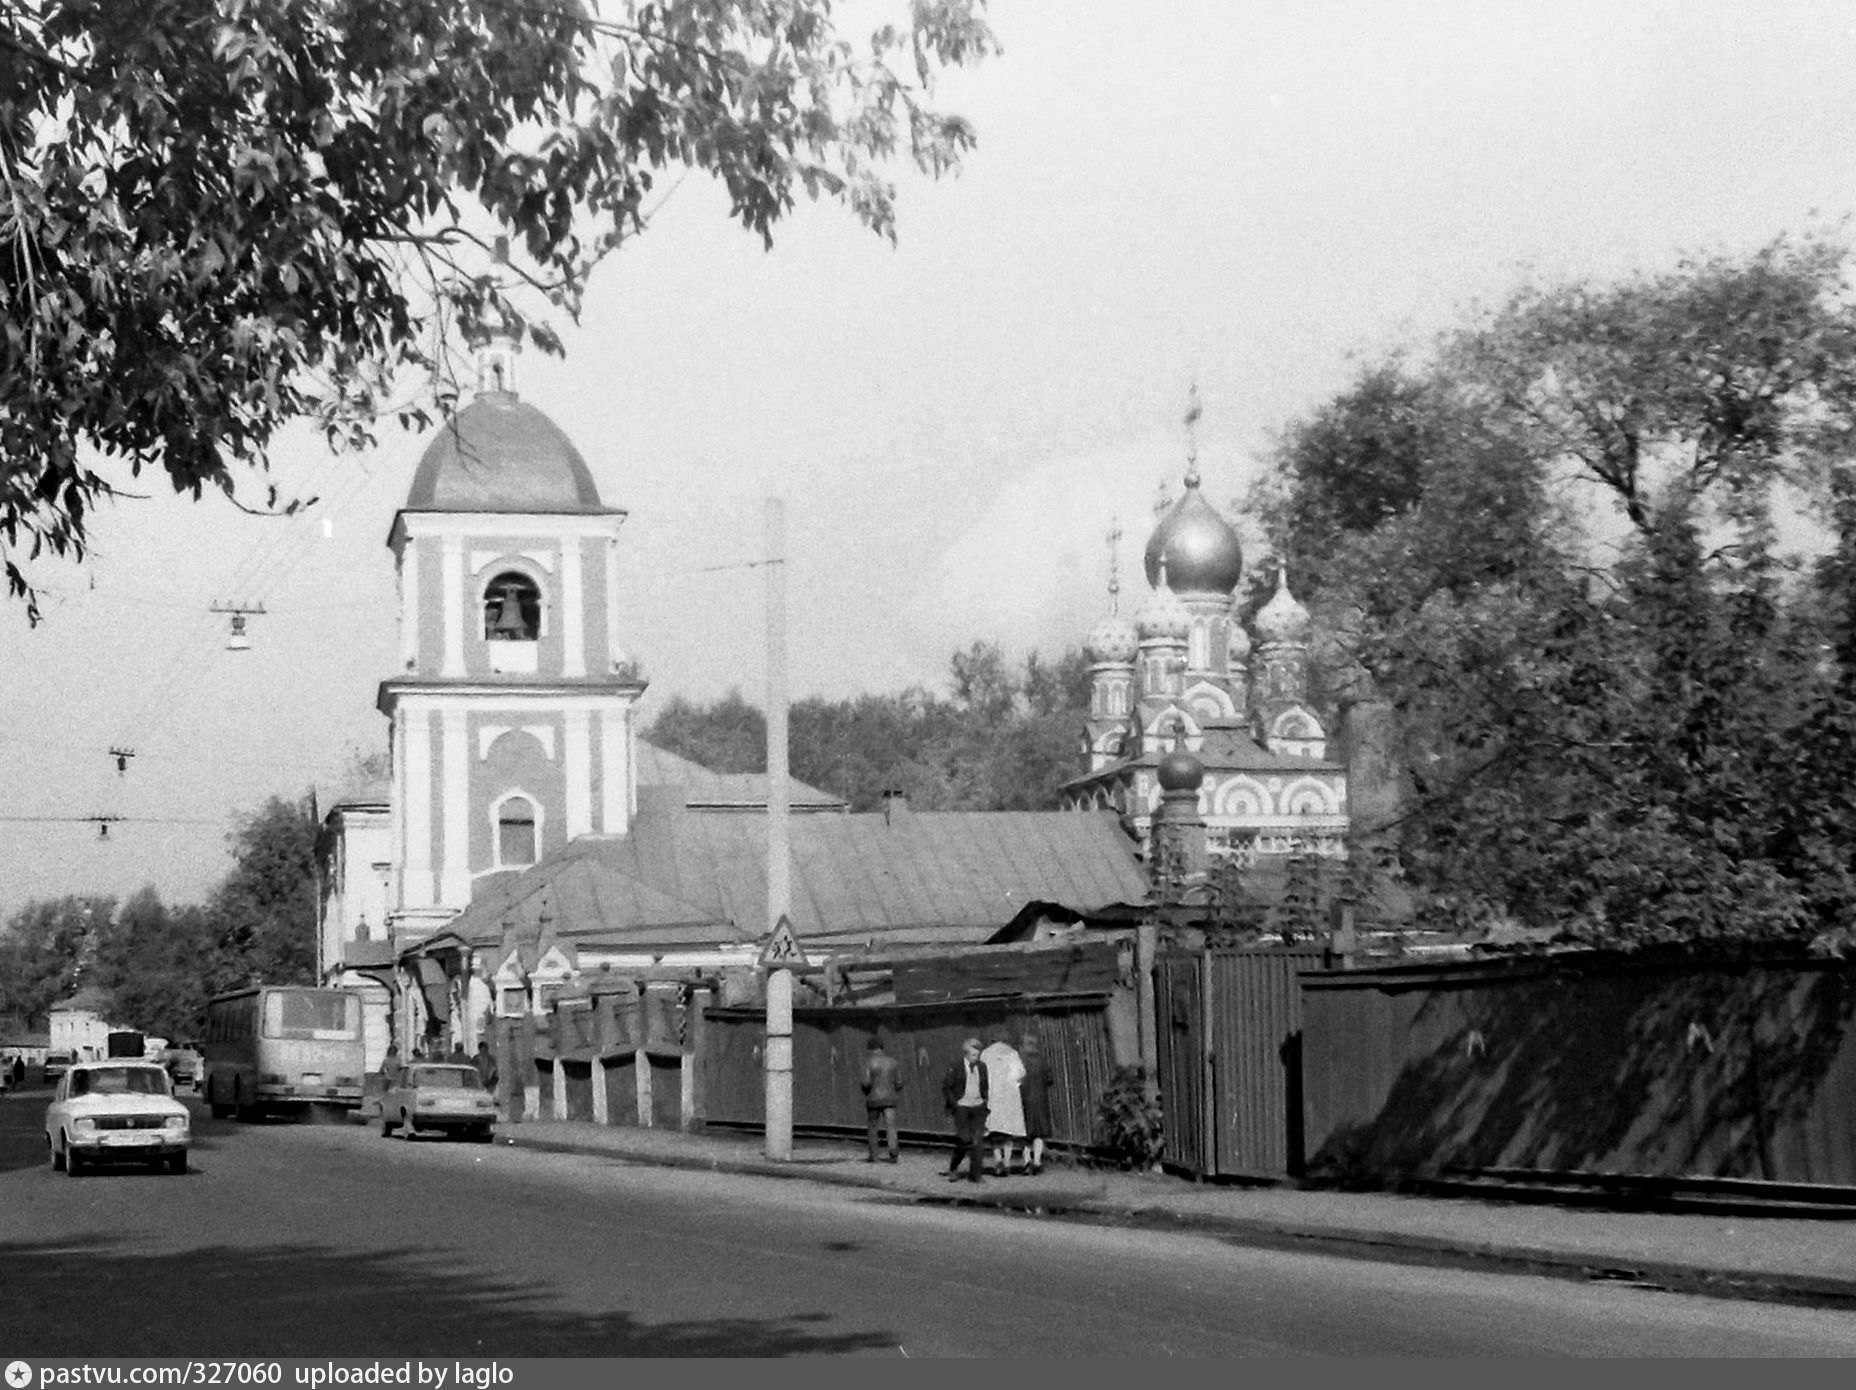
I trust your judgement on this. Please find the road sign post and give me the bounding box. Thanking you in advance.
[760,915,807,1161]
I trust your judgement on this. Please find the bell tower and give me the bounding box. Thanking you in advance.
[379,346,648,943]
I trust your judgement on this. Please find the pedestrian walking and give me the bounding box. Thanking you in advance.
[860,1035,903,1163]
[472,1040,499,1109]
[381,1042,404,1086]
[941,1037,989,1183]
[448,1041,468,1064]
[9,1054,22,1089]
[1019,1032,1054,1176]
[980,1033,1026,1175]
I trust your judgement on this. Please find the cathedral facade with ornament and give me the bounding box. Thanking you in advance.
[1059,449,1350,869]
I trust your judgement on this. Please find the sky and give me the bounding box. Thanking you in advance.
[6,0,1856,916]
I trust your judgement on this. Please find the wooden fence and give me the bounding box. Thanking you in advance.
[1299,951,1856,1185]
[700,994,1118,1146]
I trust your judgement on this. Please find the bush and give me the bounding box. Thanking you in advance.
[1093,1066,1164,1170]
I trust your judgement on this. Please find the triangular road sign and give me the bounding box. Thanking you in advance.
[759,914,810,969]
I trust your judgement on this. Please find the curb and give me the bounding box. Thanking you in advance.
[498,1129,1856,1310]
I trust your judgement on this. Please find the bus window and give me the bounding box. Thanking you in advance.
[264,989,360,1041]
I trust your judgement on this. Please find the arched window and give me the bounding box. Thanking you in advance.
[496,796,538,868]
[483,572,541,642]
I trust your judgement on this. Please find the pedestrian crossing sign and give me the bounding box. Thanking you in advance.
[759,914,810,969]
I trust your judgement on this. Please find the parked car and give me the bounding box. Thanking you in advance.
[379,1063,495,1142]
[159,1045,204,1089]
[45,1060,191,1176]
[42,1050,75,1084]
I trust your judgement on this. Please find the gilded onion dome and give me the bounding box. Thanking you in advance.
[1255,565,1312,644]
[1143,474,1244,596]
[1087,612,1140,664]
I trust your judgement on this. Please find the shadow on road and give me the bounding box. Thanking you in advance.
[0,1234,897,1357]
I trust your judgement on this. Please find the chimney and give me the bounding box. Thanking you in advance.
[881,789,910,826]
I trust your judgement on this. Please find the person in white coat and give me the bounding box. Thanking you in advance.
[979,1034,1027,1175]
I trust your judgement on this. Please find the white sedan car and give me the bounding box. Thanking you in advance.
[46,1060,191,1176]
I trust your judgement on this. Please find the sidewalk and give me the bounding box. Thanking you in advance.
[494,1116,1856,1306]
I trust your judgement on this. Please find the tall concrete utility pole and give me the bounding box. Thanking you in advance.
[763,498,793,1160]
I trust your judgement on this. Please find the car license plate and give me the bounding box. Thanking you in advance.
[103,1132,156,1147]
[300,1073,322,1085]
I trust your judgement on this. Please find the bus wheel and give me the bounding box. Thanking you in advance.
[207,1079,231,1121]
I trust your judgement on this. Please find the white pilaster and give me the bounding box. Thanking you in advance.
[605,537,621,672]
[562,537,585,677]
[403,709,434,907]
[600,706,628,834]
[564,709,592,838]
[400,544,420,673]
[442,707,471,906]
[442,534,465,677]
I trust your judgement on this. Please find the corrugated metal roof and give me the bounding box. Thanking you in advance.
[448,804,1150,953]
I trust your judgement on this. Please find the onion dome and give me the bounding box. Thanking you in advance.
[1226,604,1252,663]
[1136,570,1191,642]
[1143,475,1244,596]
[405,392,612,514]
[1255,565,1312,644]
[1156,745,1205,792]
[1087,612,1140,664]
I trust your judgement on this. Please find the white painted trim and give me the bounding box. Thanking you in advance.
[600,706,628,834]
[604,536,622,673]
[442,708,471,905]
[392,691,639,714]
[398,512,626,541]
[477,724,557,761]
[564,709,592,837]
[400,545,420,673]
[441,536,465,677]
[402,710,434,907]
[561,536,585,677]
[489,789,544,871]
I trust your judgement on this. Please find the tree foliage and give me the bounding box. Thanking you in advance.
[643,641,1093,812]
[1254,234,1856,947]
[0,0,995,619]
[208,792,320,987]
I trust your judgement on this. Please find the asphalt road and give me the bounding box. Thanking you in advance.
[5,1085,1856,1357]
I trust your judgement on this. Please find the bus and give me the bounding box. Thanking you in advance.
[201,985,366,1120]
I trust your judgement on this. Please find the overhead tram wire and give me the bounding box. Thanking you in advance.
[109,432,406,765]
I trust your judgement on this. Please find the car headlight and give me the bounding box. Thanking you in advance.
[72,1117,97,1134]
[415,1096,439,1108]
[164,1115,189,1132]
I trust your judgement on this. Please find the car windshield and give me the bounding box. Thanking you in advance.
[410,1066,481,1091]
[71,1067,170,1097]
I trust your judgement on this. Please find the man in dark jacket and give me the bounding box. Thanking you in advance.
[860,1035,903,1163]
[941,1037,989,1183]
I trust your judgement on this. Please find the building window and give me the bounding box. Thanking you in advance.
[497,986,527,1017]
[484,572,541,641]
[497,797,538,867]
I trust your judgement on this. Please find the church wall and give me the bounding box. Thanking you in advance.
[471,712,568,877]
